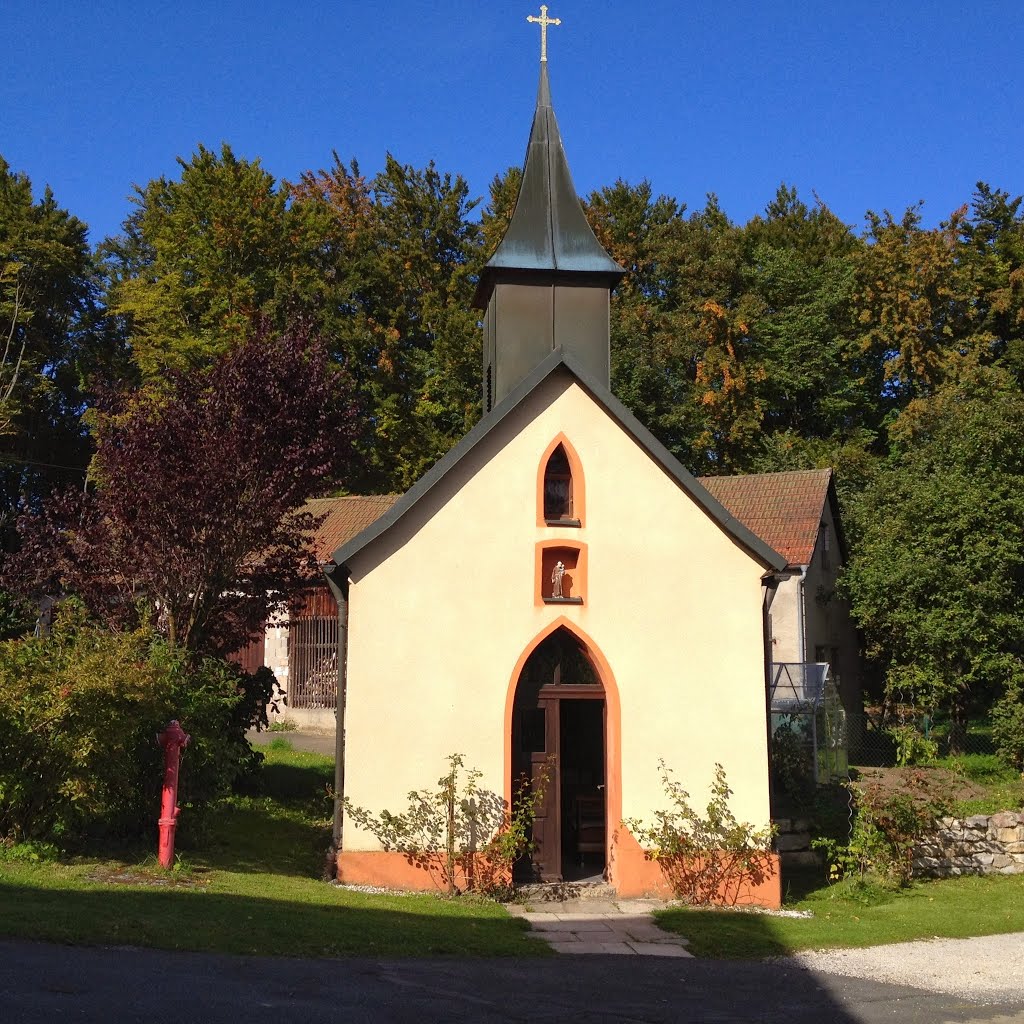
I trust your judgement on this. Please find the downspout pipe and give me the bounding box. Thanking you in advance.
[762,572,784,807]
[796,565,808,665]
[322,561,349,875]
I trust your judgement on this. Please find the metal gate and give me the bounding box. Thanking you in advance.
[287,587,338,709]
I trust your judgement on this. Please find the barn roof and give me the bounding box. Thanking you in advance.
[699,469,834,568]
[302,495,401,563]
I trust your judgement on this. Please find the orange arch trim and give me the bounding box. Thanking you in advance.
[503,616,621,877]
[535,433,586,528]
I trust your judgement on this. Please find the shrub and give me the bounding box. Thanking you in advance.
[814,771,952,887]
[623,762,776,906]
[344,753,547,897]
[886,724,939,766]
[770,716,814,797]
[992,680,1024,773]
[0,604,272,845]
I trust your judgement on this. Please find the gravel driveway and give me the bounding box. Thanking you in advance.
[783,931,1024,1005]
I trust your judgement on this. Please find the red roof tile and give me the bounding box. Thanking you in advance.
[301,495,401,562]
[699,469,832,567]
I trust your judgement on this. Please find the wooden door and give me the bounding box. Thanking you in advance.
[515,696,561,881]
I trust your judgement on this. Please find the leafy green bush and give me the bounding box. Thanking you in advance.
[814,771,952,887]
[624,762,776,906]
[992,681,1024,772]
[344,753,547,897]
[0,604,272,846]
[770,717,814,798]
[886,724,939,766]
[0,590,36,640]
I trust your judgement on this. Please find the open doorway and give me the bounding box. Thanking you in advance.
[559,698,605,881]
[511,627,607,883]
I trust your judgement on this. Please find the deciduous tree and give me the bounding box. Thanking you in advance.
[840,364,1024,748]
[0,157,107,518]
[3,320,362,656]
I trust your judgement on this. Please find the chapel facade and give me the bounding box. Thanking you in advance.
[325,51,787,904]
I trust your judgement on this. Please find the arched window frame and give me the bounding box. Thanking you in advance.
[536,434,585,528]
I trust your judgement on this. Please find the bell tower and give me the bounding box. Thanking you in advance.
[474,10,623,412]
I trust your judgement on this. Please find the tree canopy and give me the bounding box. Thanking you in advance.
[5,143,1024,736]
[3,320,361,655]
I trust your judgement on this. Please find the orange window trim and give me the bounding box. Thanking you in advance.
[536,433,586,528]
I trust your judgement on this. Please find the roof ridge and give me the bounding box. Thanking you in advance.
[331,348,787,574]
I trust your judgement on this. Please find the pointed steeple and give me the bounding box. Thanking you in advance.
[478,64,624,286]
[476,62,624,412]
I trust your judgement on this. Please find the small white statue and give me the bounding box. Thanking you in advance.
[551,560,566,599]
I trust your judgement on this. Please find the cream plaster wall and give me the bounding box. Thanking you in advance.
[342,371,773,850]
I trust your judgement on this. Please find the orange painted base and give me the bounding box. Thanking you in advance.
[609,829,782,907]
[338,835,782,908]
[336,850,510,894]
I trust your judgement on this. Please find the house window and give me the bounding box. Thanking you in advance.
[543,444,574,522]
[821,523,831,569]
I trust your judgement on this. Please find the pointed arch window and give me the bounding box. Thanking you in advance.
[521,627,600,689]
[543,444,575,523]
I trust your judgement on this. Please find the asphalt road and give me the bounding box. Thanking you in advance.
[2,939,1022,1024]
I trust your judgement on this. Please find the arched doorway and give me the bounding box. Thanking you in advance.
[511,627,606,882]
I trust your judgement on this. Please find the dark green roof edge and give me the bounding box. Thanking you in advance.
[332,349,788,574]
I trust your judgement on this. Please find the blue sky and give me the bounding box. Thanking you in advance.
[3,1,1022,245]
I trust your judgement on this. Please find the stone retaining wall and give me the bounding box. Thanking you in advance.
[913,812,1024,878]
[773,817,820,867]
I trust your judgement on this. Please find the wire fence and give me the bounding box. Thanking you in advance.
[850,707,997,767]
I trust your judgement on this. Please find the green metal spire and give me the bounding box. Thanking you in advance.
[476,62,623,302]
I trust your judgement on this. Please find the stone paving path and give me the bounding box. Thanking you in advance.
[506,897,693,956]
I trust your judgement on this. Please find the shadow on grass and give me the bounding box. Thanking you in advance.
[0,878,543,959]
[256,761,333,803]
[177,757,335,878]
[184,803,330,877]
[781,862,827,903]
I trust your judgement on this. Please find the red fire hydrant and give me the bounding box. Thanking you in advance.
[157,720,190,869]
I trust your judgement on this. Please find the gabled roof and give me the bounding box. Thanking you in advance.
[332,349,787,574]
[473,63,623,307]
[302,495,401,563]
[699,469,833,568]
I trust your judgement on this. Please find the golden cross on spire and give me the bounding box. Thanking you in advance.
[527,5,561,62]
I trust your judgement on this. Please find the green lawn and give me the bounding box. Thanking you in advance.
[0,741,547,958]
[3,740,1023,960]
[656,873,1024,958]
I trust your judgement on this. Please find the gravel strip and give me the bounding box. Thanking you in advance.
[781,932,1024,1005]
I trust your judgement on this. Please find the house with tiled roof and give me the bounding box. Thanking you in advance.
[235,495,400,720]
[258,473,860,734]
[701,469,862,729]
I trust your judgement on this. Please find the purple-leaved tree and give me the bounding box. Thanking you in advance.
[3,319,362,655]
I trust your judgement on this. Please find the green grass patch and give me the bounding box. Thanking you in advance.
[0,743,547,959]
[940,753,1024,815]
[656,874,1024,959]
